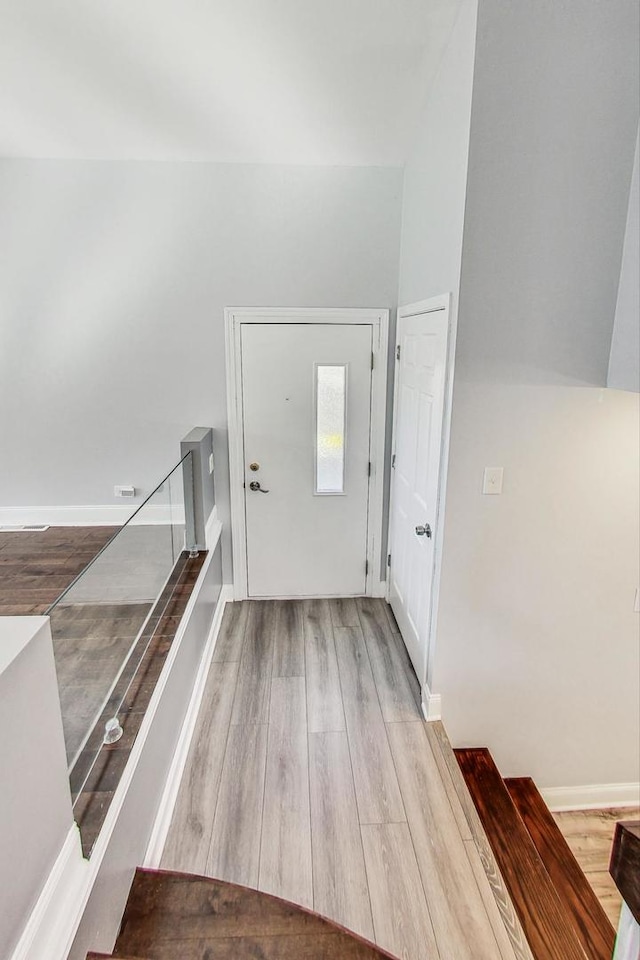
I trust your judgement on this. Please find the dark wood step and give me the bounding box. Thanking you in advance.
[454,748,587,960]
[113,867,398,960]
[610,820,640,924]
[505,776,615,959]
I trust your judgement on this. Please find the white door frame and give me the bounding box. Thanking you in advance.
[225,307,389,600]
[386,294,456,699]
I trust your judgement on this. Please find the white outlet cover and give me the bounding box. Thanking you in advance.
[114,485,136,497]
[482,467,504,495]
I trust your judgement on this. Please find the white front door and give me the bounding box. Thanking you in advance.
[240,322,374,598]
[388,302,450,682]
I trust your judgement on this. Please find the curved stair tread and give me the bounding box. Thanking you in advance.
[113,867,399,960]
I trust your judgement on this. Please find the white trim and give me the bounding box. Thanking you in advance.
[613,903,640,960]
[0,505,136,526]
[421,681,442,721]
[0,504,187,527]
[204,505,221,551]
[372,580,387,599]
[9,826,87,960]
[225,307,389,600]
[386,293,455,691]
[541,782,640,811]
[144,582,232,867]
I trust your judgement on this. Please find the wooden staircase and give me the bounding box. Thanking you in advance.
[87,868,399,960]
[455,748,616,960]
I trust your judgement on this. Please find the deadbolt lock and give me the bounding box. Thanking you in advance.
[249,462,260,472]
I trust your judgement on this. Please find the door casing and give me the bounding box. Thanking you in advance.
[225,307,389,600]
[386,294,456,702]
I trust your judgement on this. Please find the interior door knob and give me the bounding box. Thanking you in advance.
[415,523,432,538]
[249,481,269,493]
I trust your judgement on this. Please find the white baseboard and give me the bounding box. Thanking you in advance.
[10,826,87,960]
[0,504,188,527]
[144,582,232,867]
[541,782,640,811]
[372,580,387,598]
[421,682,442,721]
[0,505,135,526]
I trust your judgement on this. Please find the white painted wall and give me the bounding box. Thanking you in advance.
[430,0,640,790]
[609,130,640,393]
[0,160,403,579]
[0,618,74,960]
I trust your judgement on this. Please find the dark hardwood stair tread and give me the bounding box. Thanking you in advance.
[610,820,640,923]
[454,748,587,960]
[505,776,614,959]
[113,868,397,959]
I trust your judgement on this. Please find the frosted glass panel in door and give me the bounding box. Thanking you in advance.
[316,364,346,494]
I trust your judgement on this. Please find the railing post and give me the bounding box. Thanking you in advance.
[181,428,215,553]
[182,450,198,558]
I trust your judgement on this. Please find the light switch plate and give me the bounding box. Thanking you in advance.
[209,453,215,475]
[482,467,504,495]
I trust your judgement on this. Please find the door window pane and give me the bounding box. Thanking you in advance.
[316,365,346,494]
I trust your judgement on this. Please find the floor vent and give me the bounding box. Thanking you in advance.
[0,524,50,532]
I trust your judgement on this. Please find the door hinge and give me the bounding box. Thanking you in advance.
[371,352,375,370]
[387,553,391,567]
[396,344,401,360]
[367,461,372,477]
[365,559,369,575]
[391,453,396,469]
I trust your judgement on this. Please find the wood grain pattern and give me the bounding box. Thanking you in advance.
[206,722,268,886]
[425,723,534,960]
[114,869,398,960]
[455,748,586,960]
[272,599,305,677]
[554,806,640,927]
[259,676,313,907]
[388,721,503,959]
[304,598,345,733]
[309,731,375,941]
[356,599,421,722]
[161,601,536,959]
[0,526,118,614]
[333,624,405,825]
[361,822,439,960]
[231,600,276,724]
[330,597,360,627]
[161,660,239,874]
[505,777,615,958]
[211,600,250,663]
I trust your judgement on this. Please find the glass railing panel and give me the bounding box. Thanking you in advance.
[47,453,191,772]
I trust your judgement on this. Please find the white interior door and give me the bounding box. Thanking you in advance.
[388,303,450,683]
[240,322,373,598]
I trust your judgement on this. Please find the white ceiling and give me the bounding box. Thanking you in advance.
[0,0,462,165]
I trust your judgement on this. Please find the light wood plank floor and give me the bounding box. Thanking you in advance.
[162,598,530,960]
[554,806,640,928]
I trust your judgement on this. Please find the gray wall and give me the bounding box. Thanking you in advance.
[608,130,640,393]
[398,0,478,307]
[432,0,640,787]
[0,160,403,579]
